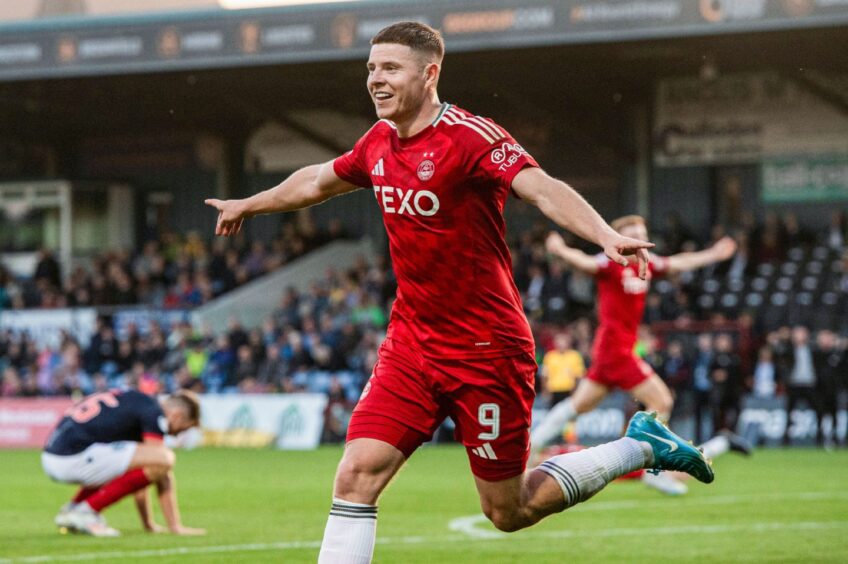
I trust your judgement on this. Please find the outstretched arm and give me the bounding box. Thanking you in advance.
[204,160,359,237]
[667,236,737,274]
[545,231,599,274]
[512,167,653,279]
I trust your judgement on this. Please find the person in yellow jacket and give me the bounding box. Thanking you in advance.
[542,332,586,407]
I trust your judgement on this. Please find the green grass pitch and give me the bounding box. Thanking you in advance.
[2,446,847,563]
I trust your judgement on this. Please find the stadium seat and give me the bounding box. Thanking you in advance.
[727,278,745,293]
[780,262,799,276]
[744,293,763,307]
[788,247,805,261]
[756,263,776,277]
[697,294,716,310]
[812,246,830,261]
[702,278,720,294]
[750,277,769,292]
[776,277,794,292]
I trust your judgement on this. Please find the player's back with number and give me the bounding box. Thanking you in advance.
[45,390,165,456]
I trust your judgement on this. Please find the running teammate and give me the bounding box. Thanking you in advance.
[532,217,750,494]
[42,389,205,537]
[205,22,714,563]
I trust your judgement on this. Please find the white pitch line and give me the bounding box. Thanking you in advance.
[5,520,848,563]
[451,490,848,537]
[575,490,848,512]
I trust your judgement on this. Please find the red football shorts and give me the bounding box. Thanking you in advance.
[347,337,537,482]
[585,351,656,391]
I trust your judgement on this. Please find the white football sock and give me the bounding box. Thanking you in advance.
[318,498,377,564]
[538,437,652,508]
[699,435,730,460]
[531,398,577,451]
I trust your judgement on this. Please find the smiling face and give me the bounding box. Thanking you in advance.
[367,43,438,124]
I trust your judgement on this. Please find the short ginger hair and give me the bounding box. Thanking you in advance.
[371,21,444,62]
[610,215,646,233]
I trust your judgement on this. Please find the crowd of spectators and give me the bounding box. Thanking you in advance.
[514,210,848,331]
[2,209,847,446]
[0,213,349,311]
[0,254,393,441]
[523,210,848,447]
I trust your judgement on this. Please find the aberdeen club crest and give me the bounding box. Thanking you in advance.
[417,159,435,181]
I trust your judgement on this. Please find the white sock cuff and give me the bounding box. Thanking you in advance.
[330,498,378,520]
[538,460,581,506]
[332,498,377,508]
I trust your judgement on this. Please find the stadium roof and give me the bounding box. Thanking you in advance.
[0,0,846,81]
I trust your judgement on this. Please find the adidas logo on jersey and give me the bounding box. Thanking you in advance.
[371,158,385,177]
[471,443,498,460]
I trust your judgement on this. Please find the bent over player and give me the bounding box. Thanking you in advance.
[205,22,714,563]
[42,389,205,537]
[532,218,750,494]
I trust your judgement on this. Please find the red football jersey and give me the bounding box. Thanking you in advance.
[592,254,669,358]
[333,103,538,359]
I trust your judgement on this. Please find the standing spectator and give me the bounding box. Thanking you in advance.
[323,376,351,443]
[0,266,12,310]
[233,344,259,390]
[85,322,119,376]
[52,343,91,398]
[823,210,846,252]
[540,333,585,408]
[661,340,691,399]
[206,335,236,392]
[1,367,21,397]
[255,343,287,391]
[769,327,794,391]
[813,330,844,446]
[34,248,62,289]
[542,260,569,323]
[782,213,813,248]
[710,333,742,435]
[783,326,820,445]
[752,346,777,398]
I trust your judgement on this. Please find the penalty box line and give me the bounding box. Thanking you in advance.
[5,520,848,563]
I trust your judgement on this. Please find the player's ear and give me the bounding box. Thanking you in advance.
[424,62,440,88]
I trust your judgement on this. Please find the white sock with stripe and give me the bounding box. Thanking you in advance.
[318,498,378,564]
[700,435,730,460]
[537,438,652,508]
[530,398,577,451]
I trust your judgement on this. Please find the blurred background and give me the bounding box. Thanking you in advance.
[1,0,847,453]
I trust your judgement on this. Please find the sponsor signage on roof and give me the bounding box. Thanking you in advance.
[0,0,846,80]
[654,72,848,166]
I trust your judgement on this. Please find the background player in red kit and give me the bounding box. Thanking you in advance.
[532,216,750,494]
[205,22,714,563]
[42,389,204,537]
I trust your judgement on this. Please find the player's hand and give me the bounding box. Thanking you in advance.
[204,198,246,237]
[143,522,167,534]
[545,231,567,254]
[599,231,654,280]
[170,525,207,536]
[711,236,738,261]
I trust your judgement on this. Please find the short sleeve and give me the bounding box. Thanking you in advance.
[594,253,614,280]
[650,255,670,277]
[333,123,380,188]
[468,120,539,190]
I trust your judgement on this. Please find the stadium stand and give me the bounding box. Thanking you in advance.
[2,211,846,446]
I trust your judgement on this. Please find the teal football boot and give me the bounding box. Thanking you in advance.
[626,411,714,484]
